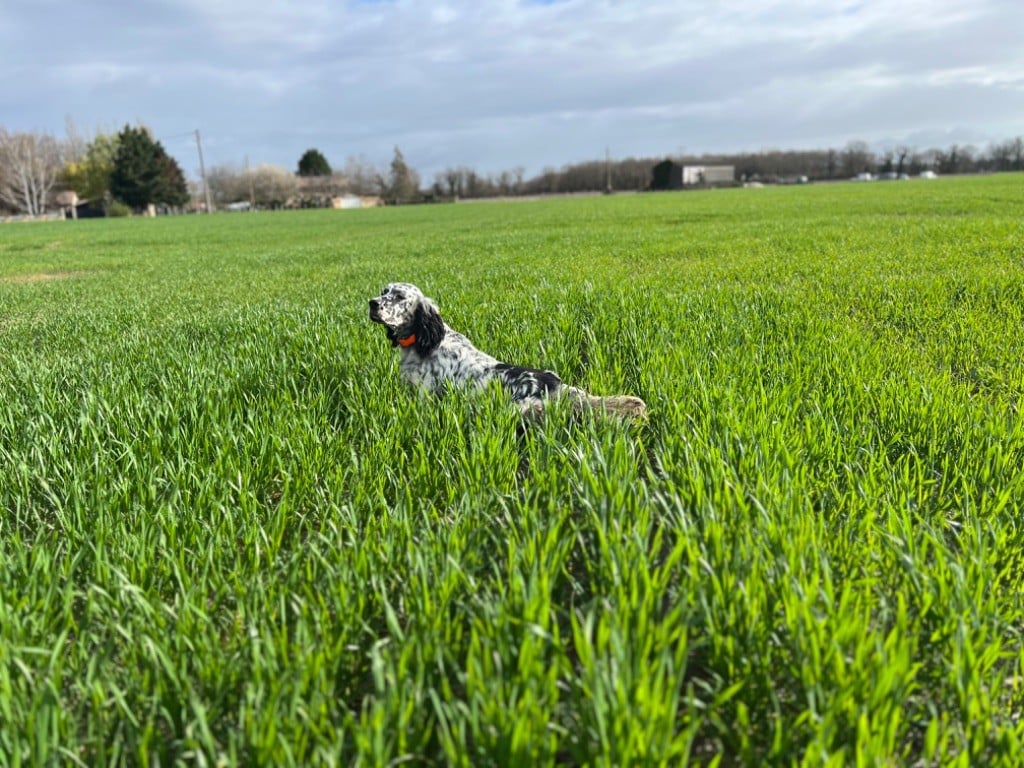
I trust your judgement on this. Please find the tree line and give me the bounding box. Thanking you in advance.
[432,138,1024,198]
[198,135,1024,209]
[0,120,423,216]
[0,123,189,217]
[205,147,420,210]
[2,120,1023,217]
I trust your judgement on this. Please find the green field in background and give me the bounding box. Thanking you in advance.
[2,175,1023,766]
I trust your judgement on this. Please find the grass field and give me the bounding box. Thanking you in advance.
[1,175,1023,766]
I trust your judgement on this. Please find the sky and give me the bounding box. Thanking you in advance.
[3,0,1022,182]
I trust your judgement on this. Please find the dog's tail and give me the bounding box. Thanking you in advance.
[580,394,648,420]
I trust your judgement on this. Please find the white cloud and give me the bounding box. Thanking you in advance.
[2,0,1022,177]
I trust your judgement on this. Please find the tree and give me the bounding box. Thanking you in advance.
[879,149,895,174]
[385,147,420,204]
[825,149,839,178]
[935,144,974,175]
[214,163,349,209]
[61,132,119,203]
[841,141,874,177]
[895,145,911,177]
[0,129,64,216]
[440,167,462,198]
[206,163,248,206]
[207,163,298,208]
[63,117,89,167]
[649,160,674,190]
[339,154,383,196]
[248,164,298,208]
[109,125,189,211]
[297,148,331,177]
[158,151,190,207]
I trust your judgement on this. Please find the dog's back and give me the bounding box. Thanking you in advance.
[370,283,647,419]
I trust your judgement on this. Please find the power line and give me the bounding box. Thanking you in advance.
[159,131,198,142]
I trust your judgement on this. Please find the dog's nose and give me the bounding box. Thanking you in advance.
[369,299,379,311]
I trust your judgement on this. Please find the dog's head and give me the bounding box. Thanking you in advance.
[368,282,445,354]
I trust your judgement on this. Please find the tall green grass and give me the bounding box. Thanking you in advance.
[1,175,1023,765]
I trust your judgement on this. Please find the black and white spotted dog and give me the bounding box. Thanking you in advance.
[368,282,646,418]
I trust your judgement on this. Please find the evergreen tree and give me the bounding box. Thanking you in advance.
[297,148,332,177]
[158,152,190,207]
[109,125,189,211]
[387,146,419,203]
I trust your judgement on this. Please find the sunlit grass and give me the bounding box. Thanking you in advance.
[1,175,1023,765]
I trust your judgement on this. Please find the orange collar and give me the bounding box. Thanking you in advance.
[397,333,416,348]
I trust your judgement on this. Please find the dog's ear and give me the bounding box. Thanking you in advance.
[412,298,445,354]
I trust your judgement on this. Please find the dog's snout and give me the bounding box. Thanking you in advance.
[369,298,380,311]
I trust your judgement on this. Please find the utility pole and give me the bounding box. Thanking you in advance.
[195,129,213,213]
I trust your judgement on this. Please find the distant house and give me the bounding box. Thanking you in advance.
[650,161,735,190]
[330,194,383,209]
[682,165,735,185]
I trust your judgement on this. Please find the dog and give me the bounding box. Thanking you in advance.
[368,282,646,419]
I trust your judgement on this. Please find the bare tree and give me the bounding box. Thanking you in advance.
[825,149,839,178]
[462,167,483,198]
[841,141,875,178]
[207,163,299,209]
[442,167,462,198]
[247,164,298,209]
[0,129,64,216]
[341,154,383,196]
[1012,137,1024,171]
[919,148,941,173]
[895,146,911,176]
[206,164,248,206]
[935,144,975,175]
[990,138,1024,172]
[879,149,895,173]
[63,116,89,166]
[993,140,1013,171]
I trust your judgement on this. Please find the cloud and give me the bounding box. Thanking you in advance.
[2,0,1022,178]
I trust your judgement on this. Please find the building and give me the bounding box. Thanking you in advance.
[682,165,735,185]
[330,194,384,209]
[650,161,736,190]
